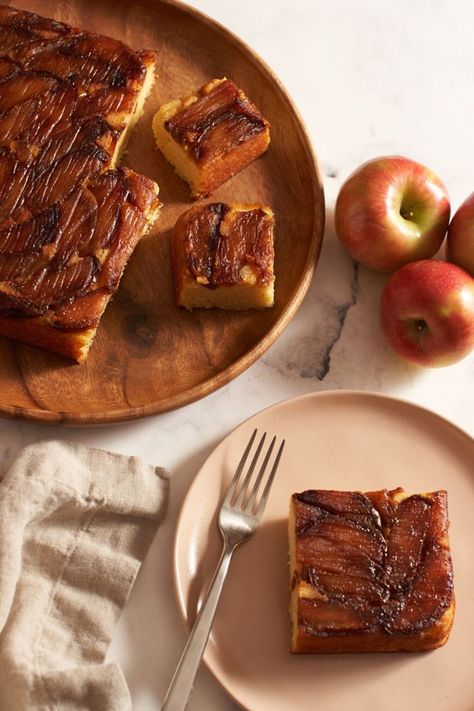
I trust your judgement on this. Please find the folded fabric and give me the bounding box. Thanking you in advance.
[0,440,169,711]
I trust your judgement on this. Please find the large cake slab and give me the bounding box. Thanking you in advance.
[0,5,160,361]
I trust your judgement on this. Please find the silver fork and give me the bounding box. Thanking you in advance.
[162,429,285,711]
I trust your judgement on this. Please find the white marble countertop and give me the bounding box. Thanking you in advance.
[1,1,473,709]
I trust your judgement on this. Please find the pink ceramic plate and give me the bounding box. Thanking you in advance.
[174,391,474,711]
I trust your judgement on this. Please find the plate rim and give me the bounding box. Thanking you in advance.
[0,0,325,426]
[173,388,474,710]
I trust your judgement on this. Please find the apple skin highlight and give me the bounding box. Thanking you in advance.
[335,156,451,273]
[447,192,474,277]
[380,260,474,367]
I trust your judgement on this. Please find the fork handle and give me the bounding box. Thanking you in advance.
[161,543,234,711]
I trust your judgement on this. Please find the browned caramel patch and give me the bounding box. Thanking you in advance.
[165,79,268,164]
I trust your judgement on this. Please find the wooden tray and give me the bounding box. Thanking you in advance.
[1,0,324,424]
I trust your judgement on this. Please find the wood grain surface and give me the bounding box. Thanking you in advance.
[1,0,325,424]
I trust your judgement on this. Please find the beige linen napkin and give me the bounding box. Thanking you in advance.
[0,440,168,711]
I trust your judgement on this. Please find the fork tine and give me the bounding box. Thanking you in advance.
[233,432,266,508]
[254,439,285,519]
[245,436,276,513]
[222,429,258,506]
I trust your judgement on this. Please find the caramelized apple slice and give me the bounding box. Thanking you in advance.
[0,205,59,254]
[0,71,58,113]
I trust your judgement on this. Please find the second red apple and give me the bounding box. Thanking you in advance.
[380,260,474,367]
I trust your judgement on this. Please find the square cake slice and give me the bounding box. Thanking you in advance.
[172,202,275,310]
[0,6,160,361]
[289,488,455,653]
[153,78,270,197]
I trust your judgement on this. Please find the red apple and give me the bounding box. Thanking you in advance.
[447,192,474,276]
[335,156,450,273]
[380,260,474,367]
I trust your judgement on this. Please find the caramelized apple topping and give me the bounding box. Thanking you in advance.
[182,203,274,287]
[0,6,149,87]
[184,203,229,282]
[214,207,274,285]
[293,489,453,636]
[165,79,268,163]
[0,168,158,322]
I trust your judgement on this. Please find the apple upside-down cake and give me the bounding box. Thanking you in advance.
[0,5,160,361]
[171,202,275,310]
[289,487,454,652]
[153,78,270,198]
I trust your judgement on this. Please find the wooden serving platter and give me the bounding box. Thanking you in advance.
[1,0,324,424]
